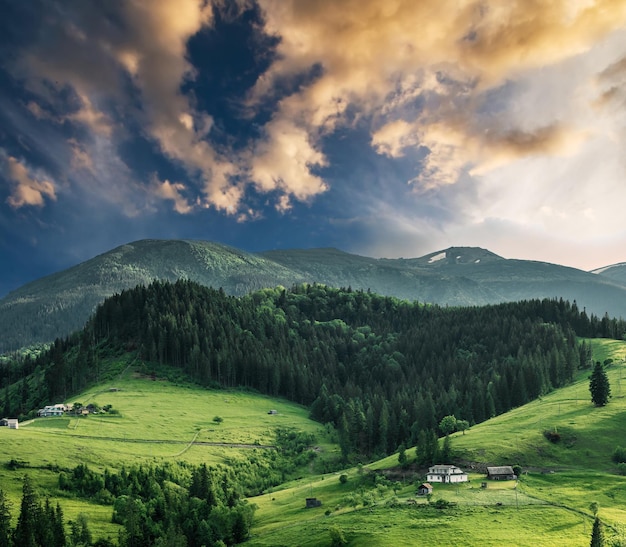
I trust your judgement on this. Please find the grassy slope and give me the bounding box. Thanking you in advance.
[0,359,335,541]
[245,338,626,547]
[2,340,625,545]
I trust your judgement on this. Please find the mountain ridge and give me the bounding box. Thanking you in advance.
[1,239,626,352]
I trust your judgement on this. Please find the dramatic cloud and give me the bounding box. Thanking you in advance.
[250,118,328,205]
[153,178,195,214]
[4,155,56,208]
[1,0,626,291]
[254,0,626,190]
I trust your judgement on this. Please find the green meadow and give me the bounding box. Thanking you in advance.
[1,339,626,545]
[0,363,334,540]
[245,338,626,546]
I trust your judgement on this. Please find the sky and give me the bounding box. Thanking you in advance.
[1,0,626,298]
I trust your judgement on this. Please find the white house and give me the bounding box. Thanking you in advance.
[426,464,468,483]
[37,404,67,417]
[7,419,18,429]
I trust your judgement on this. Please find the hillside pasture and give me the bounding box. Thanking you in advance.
[0,363,333,538]
[246,339,626,546]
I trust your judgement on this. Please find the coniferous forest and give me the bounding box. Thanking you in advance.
[6,280,624,463]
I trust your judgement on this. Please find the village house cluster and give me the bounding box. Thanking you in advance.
[415,464,518,497]
[37,403,104,417]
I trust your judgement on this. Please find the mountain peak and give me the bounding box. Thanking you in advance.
[418,247,504,266]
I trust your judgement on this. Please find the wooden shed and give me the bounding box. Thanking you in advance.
[417,483,433,496]
[487,466,517,480]
[305,497,322,508]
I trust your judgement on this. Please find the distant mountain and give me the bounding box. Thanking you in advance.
[2,240,626,352]
[0,240,306,352]
[592,262,626,285]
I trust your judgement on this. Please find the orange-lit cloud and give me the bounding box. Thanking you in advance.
[5,156,56,208]
[250,119,328,204]
[254,0,626,190]
[152,178,195,214]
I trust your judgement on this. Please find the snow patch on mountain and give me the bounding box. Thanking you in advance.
[428,252,446,263]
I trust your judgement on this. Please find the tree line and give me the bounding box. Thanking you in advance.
[7,281,622,461]
[0,458,256,547]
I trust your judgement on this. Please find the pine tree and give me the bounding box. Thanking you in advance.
[397,443,407,468]
[13,475,39,547]
[590,516,605,547]
[0,489,11,547]
[589,362,611,407]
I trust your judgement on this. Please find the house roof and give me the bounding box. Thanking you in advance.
[428,464,466,473]
[419,483,433,489]
[487,466,515,475]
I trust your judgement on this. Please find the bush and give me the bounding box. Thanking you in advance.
[616,463,626,476]
[213,416,223,424]
[543,430,560,443]
[612,446,626,464]
[329,525,347,546]
[339,474,348,484]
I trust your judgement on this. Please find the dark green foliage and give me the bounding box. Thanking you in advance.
[439,415,457,436]
[415,429,440,467]
[10,281,610,461]
[440,435,453,463]
[4,239,626,353]
[543,430,561,443]
[63,459,258,546]
[329,524,348,546]
[612,446,626,464]
[589,362,611,407]
[13,475,39,547]
[68,513,92,547]
[9,475,69,547]
[59,463,105,497]
[0,489,11,547]
[397,443,408,468]
[590,516,605,547]
[456,420,470,435]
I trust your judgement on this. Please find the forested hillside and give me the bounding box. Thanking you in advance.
[6,281,625,462]
[3,239,626,353]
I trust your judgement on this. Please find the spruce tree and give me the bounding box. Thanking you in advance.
[13,475,39,547]
[589,362,611,407]
[590,516,605,547]
[0,489,11,547]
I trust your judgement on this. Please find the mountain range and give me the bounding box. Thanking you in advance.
[1,238,626,353]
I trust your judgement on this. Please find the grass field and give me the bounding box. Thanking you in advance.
[244,338,626,546]
[1,339,626,545]
[0,362,335,540]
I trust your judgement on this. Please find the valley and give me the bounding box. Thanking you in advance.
[1,340,625,545]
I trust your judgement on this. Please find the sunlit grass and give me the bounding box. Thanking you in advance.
[246,338,626,546]
[0,363,332,536]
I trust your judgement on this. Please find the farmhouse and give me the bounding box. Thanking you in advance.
[37,404,67,417]
[426,464,468,483]
[417,483,433,496]
[487,466,517,481]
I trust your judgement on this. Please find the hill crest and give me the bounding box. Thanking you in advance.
[2,239,626,351]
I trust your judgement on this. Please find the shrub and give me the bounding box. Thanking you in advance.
[543,430,560,443]
[213,416,223,424]
[612,446,626,464]
[616,463,626,476]
[339,474,348,484]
